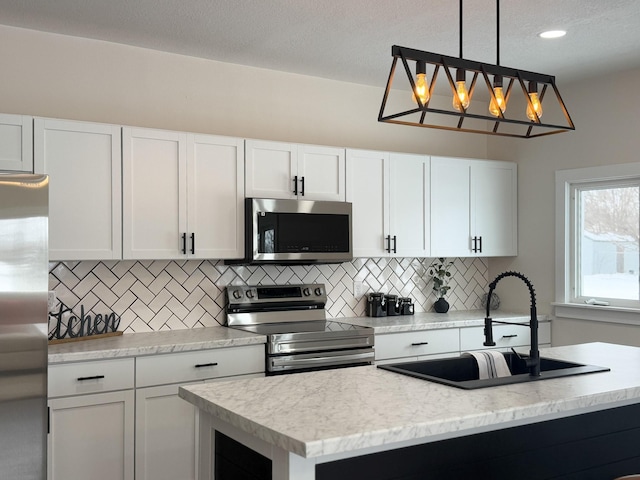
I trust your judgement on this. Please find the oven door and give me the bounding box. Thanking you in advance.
[268,348,375,374]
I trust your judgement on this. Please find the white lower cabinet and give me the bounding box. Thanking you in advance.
[374,322,551,366]
[48,344,265,480]
[375,329,460,364]
[460,322,551,352]
[134,345,265,480]
[135,383,199,480]
[48,359,135,480]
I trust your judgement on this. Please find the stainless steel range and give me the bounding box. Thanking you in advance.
[225,284,374,374]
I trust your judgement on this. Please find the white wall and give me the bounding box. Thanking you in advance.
[488,66,640,346]
[0,24,488,157]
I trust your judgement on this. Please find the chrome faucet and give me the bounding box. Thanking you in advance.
[483,271,540,377]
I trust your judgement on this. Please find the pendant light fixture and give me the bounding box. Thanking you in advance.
[378,0,574,138]
[411,60,430,105]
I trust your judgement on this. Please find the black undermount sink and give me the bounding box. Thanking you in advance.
[377,352,610,390]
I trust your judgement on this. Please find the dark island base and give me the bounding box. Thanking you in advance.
[216,403,640,480]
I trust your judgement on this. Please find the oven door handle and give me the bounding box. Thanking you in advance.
[274,337,373,354]
[270,351,374,368]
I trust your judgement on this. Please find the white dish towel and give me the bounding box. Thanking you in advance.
[462,350,511,379]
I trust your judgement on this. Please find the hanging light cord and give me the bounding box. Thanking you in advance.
[459,0,463,58]
[496,0,500,65]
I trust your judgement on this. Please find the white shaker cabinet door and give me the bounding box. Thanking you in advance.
[187,134,244,259]
[135,384,198,480]
[470,161,518,256]
[48,390,134,480]
[298,144,345,201]
[123,127,188,259]
[389,153,430,257]
[0,113,32,172]
[34,118,122,260]
[245,139,298,199]
[346,149,390,257]
[430,157,472,256]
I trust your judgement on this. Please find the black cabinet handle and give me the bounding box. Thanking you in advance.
[195,362,219,368]
[293,176,298,195]
[190,232,195,255]
[478,235,483,253]
[502,334,518,338]
[392,235,397,254]
[300,176,305,196]
[411,342,429,346]
[77,375,105,381]
[385,235,391,253]
[182,232,187,254]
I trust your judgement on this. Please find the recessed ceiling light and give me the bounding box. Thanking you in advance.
[539,30,567,39]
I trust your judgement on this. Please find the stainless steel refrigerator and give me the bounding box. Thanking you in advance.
[0,174,48,479]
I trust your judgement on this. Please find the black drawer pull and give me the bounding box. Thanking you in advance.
[195,362,219,368]
[502,334,518,338]
[77,375,105,381]
[411,342,429,346]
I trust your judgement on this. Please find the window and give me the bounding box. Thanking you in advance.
[556,163,640,321]
[571,181,639,306]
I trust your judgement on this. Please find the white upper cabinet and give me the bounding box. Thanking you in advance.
[245,139,345,201]
[347,149,430,257]
[430,157,517,257]
[0,113,33,172]
[34,118,122,260]
[347,149,389,257]
[123,127,244,260]
[298,144,345,201]
[187,133,245,259]
[389,153,430,257]
[470,161,518,256]
[430,157,471,256]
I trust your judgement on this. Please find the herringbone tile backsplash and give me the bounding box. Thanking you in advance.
[48,258,489,334]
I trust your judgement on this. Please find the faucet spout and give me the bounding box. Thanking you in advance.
[483,271,540,377]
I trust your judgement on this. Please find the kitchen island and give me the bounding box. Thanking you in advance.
[179,343,640,479]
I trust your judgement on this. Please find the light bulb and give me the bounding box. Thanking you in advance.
[453,69,470,112]
[412,61,430,105]
[526,82,543,121]
[489,76,506,117]
[412,73,430,105]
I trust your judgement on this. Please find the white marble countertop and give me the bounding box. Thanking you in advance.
[336,309,549,333]
[48,326,266,363]
[179,342,640,459]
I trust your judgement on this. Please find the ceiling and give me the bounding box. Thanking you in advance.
[1,0,640,89]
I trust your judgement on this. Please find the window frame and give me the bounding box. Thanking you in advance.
[555,163,640,325]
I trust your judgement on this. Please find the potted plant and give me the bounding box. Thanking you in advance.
[428,257,454,313]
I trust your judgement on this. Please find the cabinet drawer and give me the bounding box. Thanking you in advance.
[49,358,134,398]
[460,322,551,351]
[375,329,460,361]
[136,345,265,388]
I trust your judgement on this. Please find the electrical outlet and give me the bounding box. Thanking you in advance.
[353,281,365,297]
[47,291,57,312]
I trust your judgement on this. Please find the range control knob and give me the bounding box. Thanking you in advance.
[314,287,323,296]
[302,287,311,296]
[246,289,255,299]
[232,289,242,300]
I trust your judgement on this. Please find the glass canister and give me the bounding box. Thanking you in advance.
[367,292,387,317]
[385,294,399,316]
[398,297,415,315]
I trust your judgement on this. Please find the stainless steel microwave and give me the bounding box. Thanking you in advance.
[240,198,353,264]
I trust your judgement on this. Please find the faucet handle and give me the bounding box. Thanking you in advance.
[483,317,496,346]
